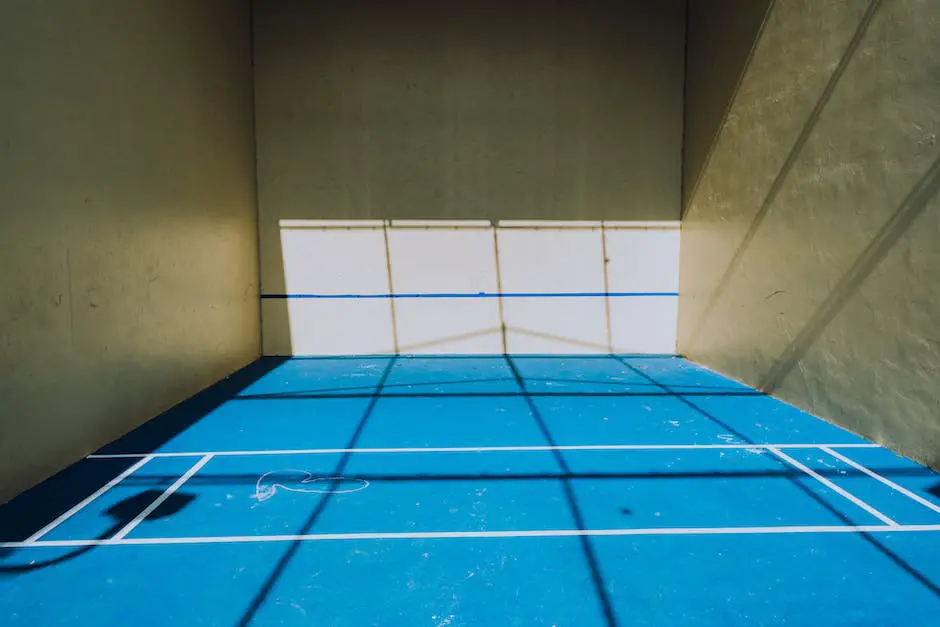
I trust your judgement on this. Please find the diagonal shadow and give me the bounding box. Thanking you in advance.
[122,466,939,487]
[504,354,619,627]
[95,358,289,456]
[233,390,766,401]
[685,0,885,347]
[236,375,519,398]
[396,327,502,353]
[760,152,940,392]
[510,326,614,353]
[612,356,939,598]
[237,356,399,627]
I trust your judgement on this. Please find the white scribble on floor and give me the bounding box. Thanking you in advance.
[253,470,370,502]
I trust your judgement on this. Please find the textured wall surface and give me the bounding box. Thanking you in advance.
[679,0,940,468]
[254,0,686,355]
[682,0,773,211]
[0,1,260,502]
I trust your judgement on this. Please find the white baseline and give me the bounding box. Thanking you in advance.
[3,524,940,549]
[87,442,881,459]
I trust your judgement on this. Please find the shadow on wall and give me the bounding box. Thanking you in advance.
[261,220,680,356]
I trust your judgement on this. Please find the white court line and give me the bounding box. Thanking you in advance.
[4,524,940,549]
[87,443,880,459]
[820,447,940,517]
[110,455,213,541]
[767,447,899,526]
[25,455,154,544]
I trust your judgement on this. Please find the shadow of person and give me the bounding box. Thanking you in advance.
[0,490,195,573]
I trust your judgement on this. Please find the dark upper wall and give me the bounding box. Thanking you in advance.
[0,0,260,502]
[683,0,774,211]
[253,0,686,223]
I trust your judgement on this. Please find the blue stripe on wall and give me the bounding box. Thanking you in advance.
[261,292,678,300]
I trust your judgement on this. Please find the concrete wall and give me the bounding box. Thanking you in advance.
[254,0,686,355]
[678,0,940,468]
[0,1,260,502]
[682,0,774,211]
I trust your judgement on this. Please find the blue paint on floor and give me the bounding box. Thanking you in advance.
[1,355,939,626]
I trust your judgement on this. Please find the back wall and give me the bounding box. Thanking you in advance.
[253,0,686,355]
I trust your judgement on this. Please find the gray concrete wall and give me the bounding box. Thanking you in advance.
[254,0,686,355]
[683,0,774,211]
[678,0,940,468]
[0,1,260,502]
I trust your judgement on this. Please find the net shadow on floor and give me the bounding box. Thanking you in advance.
[0,490,195,573]
[235,356,400,627]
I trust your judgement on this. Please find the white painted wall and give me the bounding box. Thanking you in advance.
[264,220,679,355]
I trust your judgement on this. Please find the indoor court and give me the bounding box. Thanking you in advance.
[2,0,939,625]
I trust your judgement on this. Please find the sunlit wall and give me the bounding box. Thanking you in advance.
[266,220,679,355]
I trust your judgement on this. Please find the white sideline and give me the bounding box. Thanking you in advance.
[87,442,880,459]
[24,455,155,544]
[110,455,213,541]
[4,524,940,549]
[767,447,898,526]
[820,447,940,516]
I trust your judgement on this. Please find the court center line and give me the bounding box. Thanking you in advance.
[4,524,940,549]
[767,447,899,526]
[110,454,213,541]
[87,443,879,459]
[820,446,940,517]
[24,455,155,544]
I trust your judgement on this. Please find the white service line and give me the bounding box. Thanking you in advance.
[767,447,899,526]
[4,523,940,549]
[87,442,880,459]
[110,454,213,541]
[820,446,940,516]
[25,455,154,544]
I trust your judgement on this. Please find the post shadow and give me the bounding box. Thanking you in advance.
[236,356,399,627]
[504,354,619,627]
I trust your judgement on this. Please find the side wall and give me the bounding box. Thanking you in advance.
[253,0,686,355]
[679,0,940,468]
[682,0,773,211]
[0,1,260,502]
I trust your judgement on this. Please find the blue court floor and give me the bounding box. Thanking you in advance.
[1,355,939,626]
